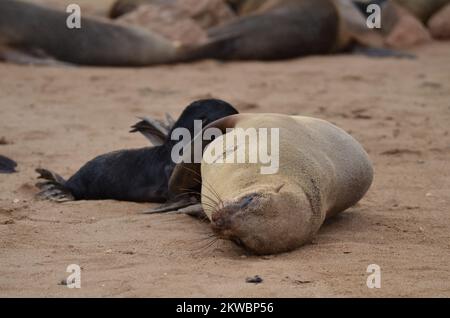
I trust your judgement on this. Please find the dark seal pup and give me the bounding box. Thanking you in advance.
[35,99,238,202]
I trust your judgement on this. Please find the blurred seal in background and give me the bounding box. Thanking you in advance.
[0,0,178,66]
[2,0,447,66]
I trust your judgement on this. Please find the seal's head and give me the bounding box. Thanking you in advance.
[208,184,318,255]
[171,99,238,135]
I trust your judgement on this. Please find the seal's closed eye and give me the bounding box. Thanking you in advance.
[231,236,245,248]
[239,194,256,209]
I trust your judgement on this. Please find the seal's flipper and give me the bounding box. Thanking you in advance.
[143,196,199,214]
[144,202,206,219]
[177,204,207,219]
[35,183,74,202]
[0,155,17,174]
[164,113,176,129]
[35,168,74,202]
[129,117,169,146]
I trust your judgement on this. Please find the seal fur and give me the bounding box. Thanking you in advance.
[167,113,373,254]
[35,99,238,202]
[0,0,177,66]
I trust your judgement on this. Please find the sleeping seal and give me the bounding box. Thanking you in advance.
[35,99,238,202]
[0,0,410,66]
[0,0,177,66]
[180,0,408,62]
[161,113,373,255]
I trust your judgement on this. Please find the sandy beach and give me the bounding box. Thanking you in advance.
[0,39,449,297]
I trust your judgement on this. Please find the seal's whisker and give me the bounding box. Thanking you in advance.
[177,165,224,206]
[196,239,219,255]
[190,174,222,204]
[177,186,219,209]
[199,177,224,206]
[191,234,219,251]
[170,191,198,200]
[198,202,217,213]
[202,182,224,208]
[177,188,219,210]
[188,234,216,243]
[203,239,221,257]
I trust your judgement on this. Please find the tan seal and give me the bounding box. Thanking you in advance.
[164,113,374,255]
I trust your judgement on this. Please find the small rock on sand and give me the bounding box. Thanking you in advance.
[246,275,263,284]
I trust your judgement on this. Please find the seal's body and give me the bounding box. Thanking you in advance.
[0,0,409,66]
[184,0,341,61]
[54,147,172,202]
[181,0,408,61]
[168,114,373,254]
[0,0,177,66]
[108,0,341,61]
[35,99,238,202]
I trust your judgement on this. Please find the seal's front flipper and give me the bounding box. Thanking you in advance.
[143,196,199,214]
[351,45,416,59]
[0,155,17,174]
[164,113,176,129]
[177,204,207,219]
[35,168,74,202]
[144,202,207,219]
[129,117,171,146]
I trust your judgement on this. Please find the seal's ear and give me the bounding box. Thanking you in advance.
[129,116,172,146]
[168,114,245,197]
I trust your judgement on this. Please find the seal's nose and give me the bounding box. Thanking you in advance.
[211,195,256,231]
[211,212,229,231]
[211,205,238,232]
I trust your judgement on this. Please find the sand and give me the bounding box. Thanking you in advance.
[0,40,449,297]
